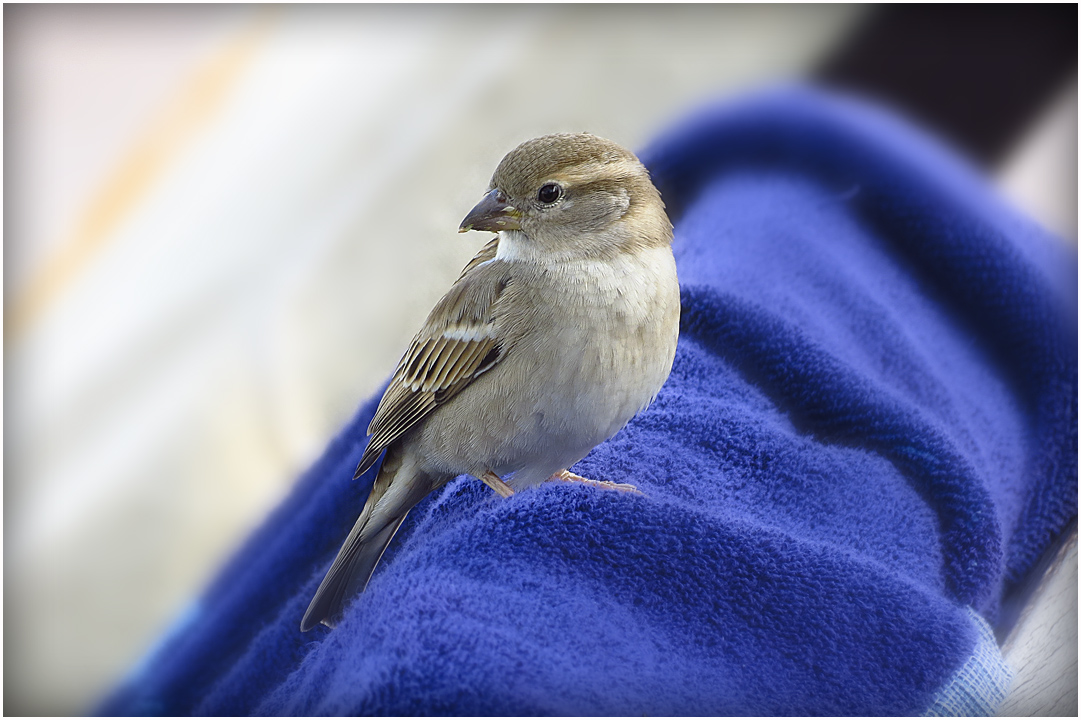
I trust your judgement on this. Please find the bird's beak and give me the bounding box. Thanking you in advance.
[458,189,522,233]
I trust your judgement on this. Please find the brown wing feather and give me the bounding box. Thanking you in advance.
[456,235,499,281]
[354,239,507,478]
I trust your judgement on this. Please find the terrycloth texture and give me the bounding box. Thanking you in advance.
[924,610,1014,716]
[101,88,1076,716]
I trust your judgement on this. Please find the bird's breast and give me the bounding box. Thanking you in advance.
[505,245,680,454]
[413,244,679,486]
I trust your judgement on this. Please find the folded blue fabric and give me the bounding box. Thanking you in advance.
[102,87,1076,716]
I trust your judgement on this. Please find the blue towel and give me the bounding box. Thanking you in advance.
[102,87,1076,716]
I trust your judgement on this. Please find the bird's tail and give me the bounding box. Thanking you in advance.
[300,448,432,631]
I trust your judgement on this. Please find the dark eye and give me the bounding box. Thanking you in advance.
[537,183,561,204]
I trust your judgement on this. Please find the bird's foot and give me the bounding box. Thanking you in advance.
[550,469,642,495]
[480,470,515,498]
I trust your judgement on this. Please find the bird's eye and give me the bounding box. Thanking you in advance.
[537,183,561,204]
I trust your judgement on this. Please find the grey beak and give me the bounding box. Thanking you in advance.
[459,189,522,233]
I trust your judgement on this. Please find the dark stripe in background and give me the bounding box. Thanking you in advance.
[816,4,1077,168]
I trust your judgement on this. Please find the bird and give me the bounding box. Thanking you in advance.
[300,133,680,632]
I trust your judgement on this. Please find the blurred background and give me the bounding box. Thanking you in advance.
[4,5,1075,715]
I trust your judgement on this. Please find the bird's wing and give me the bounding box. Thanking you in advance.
[455,235,499,281]
[354,239,508,478]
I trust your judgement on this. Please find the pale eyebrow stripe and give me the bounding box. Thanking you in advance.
[549,157,644,185]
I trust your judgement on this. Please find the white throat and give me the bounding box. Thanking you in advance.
[494,230,534,263]
[494,229,610,265]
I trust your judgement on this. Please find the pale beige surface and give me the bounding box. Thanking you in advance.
[997,530,1078,717]
[5,5,865,714]
[997,78,1079,242]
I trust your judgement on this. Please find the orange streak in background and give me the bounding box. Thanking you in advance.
[5,10,277,341]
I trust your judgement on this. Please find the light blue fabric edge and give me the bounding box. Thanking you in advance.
[923,608,1015,716]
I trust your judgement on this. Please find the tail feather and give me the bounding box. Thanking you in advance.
[301,445,438,632]
[300,511,409,631]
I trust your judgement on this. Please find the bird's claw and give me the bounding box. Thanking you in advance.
[550,469,642,495]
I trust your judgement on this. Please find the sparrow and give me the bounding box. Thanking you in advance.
[301,133,679,632]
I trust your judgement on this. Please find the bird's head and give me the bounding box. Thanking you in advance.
[459,133,672,261]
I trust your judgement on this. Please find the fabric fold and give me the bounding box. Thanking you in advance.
[101,87,1076,716]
